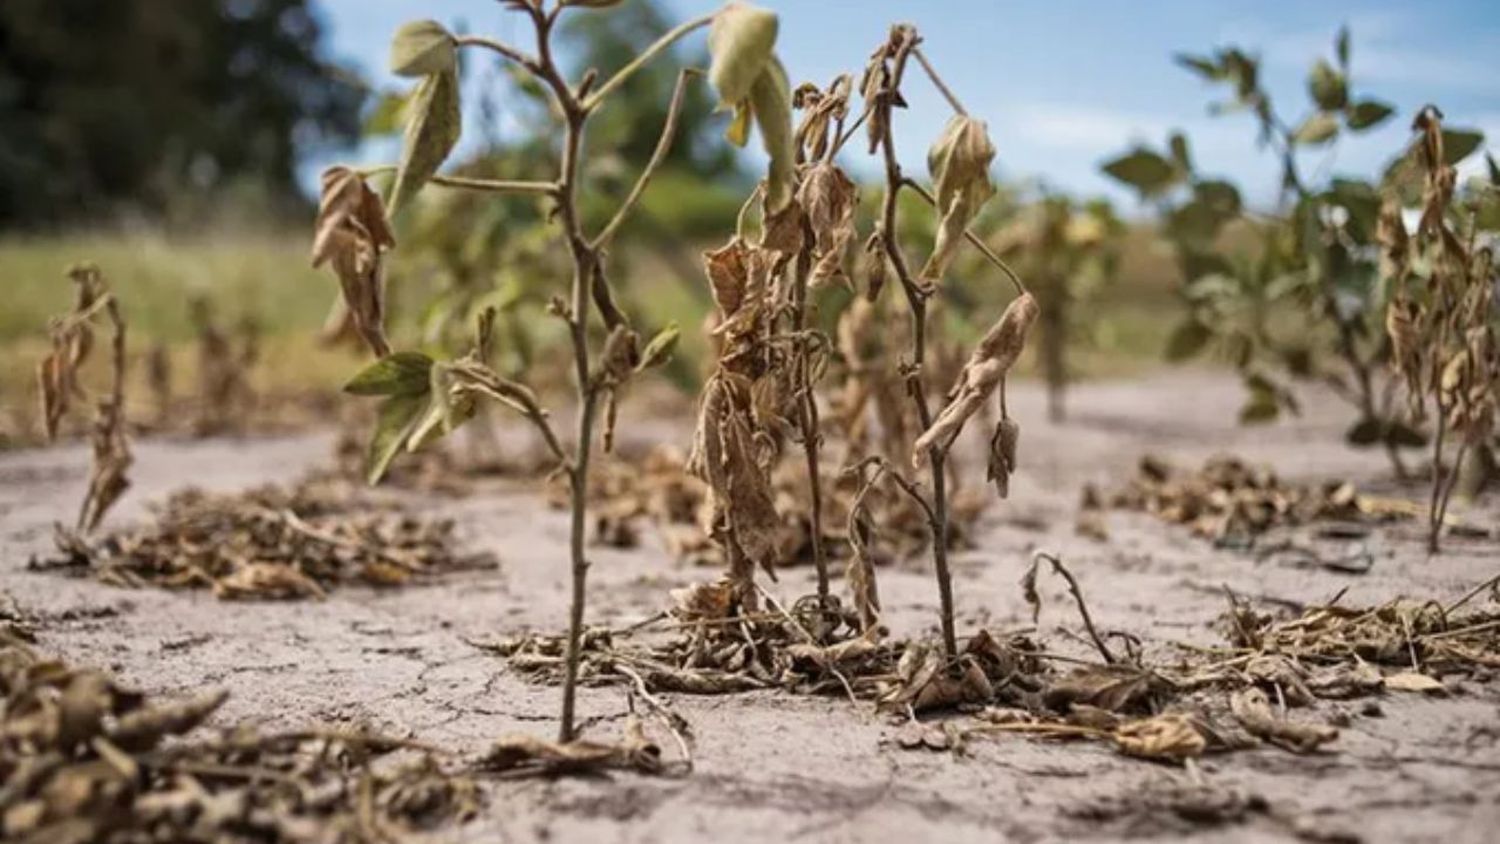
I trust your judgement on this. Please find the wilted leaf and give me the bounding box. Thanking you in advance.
[1044,665,1154,714]
[707,2,778,108]
[1229,688,1337,752]
[481,718,663,776]
[1114,714,1206,762]
[312,167,396,356]
[919,115,997,283]
[914,293,1038,463]
[749,57,795,212]
[389,20,456,77]
[987,416,1020,498]
[797,162,858,285]
[390,69,462,215]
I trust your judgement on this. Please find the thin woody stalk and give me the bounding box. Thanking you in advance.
[872,34,958,659]
[790,236,830,601]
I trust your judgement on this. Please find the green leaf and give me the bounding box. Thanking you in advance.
[364,90,412,135]
[1335,26,1350,69]
[366,392,428,484]
[1488,153,1500,186]
[1194,179,1241,215]
[1292,113,1339,145]
[637,323,680,370]
[1442,128,1484,164]
[344,352,435,396]
[749,57,795,212]
[1174,53,1222,80]
[390,20,456,78]
[1308,60,1347,111]
[1169,132,1193,173]
[1100,149,1177,195]
[1164,319,1211,362]
[1345,99,1393,131]
[707,2,778,108]
[390,69,462,215]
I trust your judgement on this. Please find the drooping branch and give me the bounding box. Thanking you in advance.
[355,165,559,196]
[901,178,1026,297]
[581,13,715,111]
[911,47,967,116]
[591,68,702,250]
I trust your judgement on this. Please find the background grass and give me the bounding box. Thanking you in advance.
[0,224,1187,446]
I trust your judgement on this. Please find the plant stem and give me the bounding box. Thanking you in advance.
[902,178,1027,297]
[875,34,957,659]
[581,13,714,111]
[513,5,599,744]
[911,47,967,116]
[591,68,700,250]
[790,236,829,602]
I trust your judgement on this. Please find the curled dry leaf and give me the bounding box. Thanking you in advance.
[797,162,858,287]
[312,166,397,357]
[919,115,997,284]
[1229,688,1338,753]
[792,74,851,162]
[481,717,664,777]
[913,292,1038,465]
[986,415,1020,498]
[1113,713,1207,762]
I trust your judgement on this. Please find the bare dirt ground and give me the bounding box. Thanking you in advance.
[3,371,1498,843]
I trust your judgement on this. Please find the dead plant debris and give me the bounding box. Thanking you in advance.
[473,560,1500,773]
[1094,454,1419,545]
[32,474,494,600]
[559,444,986,569]
[0,630,478,843]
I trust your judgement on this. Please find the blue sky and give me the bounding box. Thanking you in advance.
[311,0,1500,208]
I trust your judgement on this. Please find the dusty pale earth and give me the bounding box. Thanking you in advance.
[3,371,1498,843]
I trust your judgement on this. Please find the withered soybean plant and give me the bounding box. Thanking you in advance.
[313,1,760,742]
[315,1,804,740]
[689,22,1035,659]
[864,26,1035,658]
[1383,107,1499,552]
[36,263,133,533]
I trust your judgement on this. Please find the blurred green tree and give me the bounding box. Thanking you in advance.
[0,0,363,228]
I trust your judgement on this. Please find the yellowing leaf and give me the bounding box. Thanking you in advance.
[707,2,778,108]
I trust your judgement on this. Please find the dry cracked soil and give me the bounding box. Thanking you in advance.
[3,371,1498,843]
